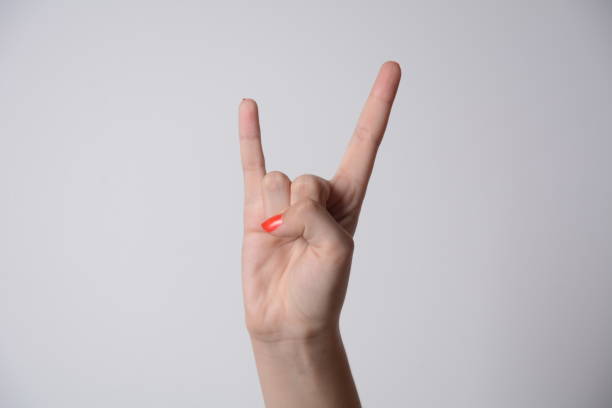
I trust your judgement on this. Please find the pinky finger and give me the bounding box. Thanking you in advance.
[239,98,266,205]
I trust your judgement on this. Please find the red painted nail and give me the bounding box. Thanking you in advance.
[261,213,283,232]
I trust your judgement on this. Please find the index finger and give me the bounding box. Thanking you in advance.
[333,61,401,196]
[239,98,266,206]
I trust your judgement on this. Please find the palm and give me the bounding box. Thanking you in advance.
[238,62,401,342]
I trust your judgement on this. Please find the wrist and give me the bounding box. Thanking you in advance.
[245,310,343,345]
[250,328,360,408]
[250,327,343,361]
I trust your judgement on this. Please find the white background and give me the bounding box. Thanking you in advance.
[1,1,611,407]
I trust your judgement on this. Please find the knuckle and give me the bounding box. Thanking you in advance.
[262,171,289,190]
[337,231,355,252]
[293,174,318,185]
[242,159,263,171]
[291,174,319,192]
[345,233,355,251]
[294,198,319,213]
[292,174,330,199]
[324,232,354,259]
[353,124,379,147]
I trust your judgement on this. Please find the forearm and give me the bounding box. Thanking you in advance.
[251,328,361,408]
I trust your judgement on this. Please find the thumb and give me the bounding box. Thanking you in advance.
[261,199,353,251]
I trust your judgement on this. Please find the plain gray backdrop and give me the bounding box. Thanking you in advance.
[1,1,611,407]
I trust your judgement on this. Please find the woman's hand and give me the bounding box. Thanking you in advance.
[238,61,401,407]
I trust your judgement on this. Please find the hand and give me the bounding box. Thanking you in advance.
[238,61,401,407]
[239,61,401,342]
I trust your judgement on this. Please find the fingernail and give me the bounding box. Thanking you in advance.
[261,213,283,232]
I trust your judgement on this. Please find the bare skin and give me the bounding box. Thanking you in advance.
[238,61,401,407]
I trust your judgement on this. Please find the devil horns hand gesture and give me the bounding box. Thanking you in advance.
[238,61,401,408]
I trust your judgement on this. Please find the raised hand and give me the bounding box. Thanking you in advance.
[238,61,401,408]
